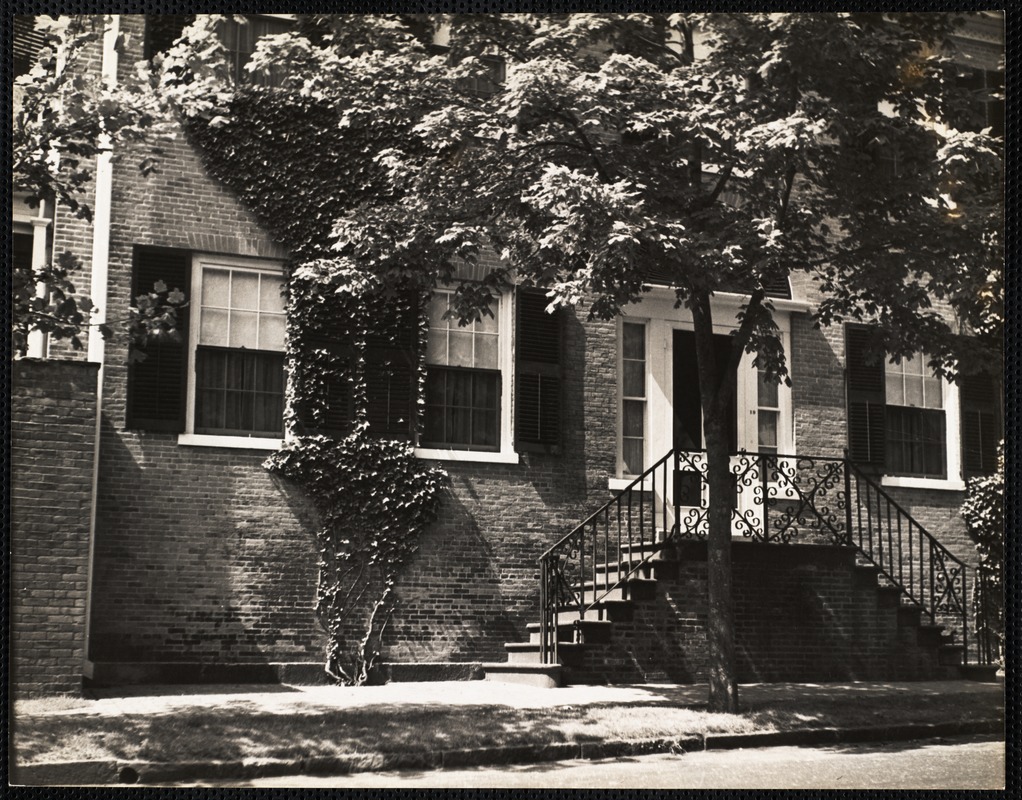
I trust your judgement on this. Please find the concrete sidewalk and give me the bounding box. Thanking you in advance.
[12,679,1004,786]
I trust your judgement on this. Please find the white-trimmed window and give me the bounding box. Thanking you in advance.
[184,256,286,443]
[417,287,516,461]
[620,321,647,476]
[884,354,946,479]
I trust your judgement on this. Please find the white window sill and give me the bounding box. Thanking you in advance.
[414,447,520,465]
[880,475,966,492]
[177,433,284,450]
[608,478,652,492]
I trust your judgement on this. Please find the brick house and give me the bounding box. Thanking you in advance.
[10,14,1003,694]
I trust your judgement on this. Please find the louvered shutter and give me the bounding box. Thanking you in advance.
[845,325,886,471]
[515,288,562,453]
[364,294,419,440]
[296,331,354,438]
[125,247,192,432]
[960,372,1000,478]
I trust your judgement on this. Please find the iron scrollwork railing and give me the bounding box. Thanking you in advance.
[539,450,678,665]
[538,448,992,667]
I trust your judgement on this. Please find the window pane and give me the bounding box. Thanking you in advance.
[258,313,286,351]
[757,369,778,408]
[623,399,644,438]
[923,376,943,409]
[623,361,645,398]
[476,308,498,333]
[623,439,643,475]
[475,333,498,370]
[622,323,645,360]
[259,275,284,314]
[885,368,904,405]
[759,410,778,449]
[904,374,923,407]
[428,294,449,328]
[202,269,230,307]
[231,271,260,310]
[448,330,473,367]
[230,310,258,348]
[201,308,229,347]
[426,331,447,366]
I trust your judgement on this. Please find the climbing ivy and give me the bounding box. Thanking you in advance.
[159,18,448,682]
[266,430,446,684]
[263,260,443,684]
[961,442,1004,665]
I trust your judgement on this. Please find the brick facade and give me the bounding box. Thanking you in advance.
[11,14,981,690]
[11,361,98,695]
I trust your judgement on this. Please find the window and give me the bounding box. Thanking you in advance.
[192,263,286,437]
[620,321,646,476]
[423,289,501,450]
[845,326,970,484]
[883,355,945,478]
[218,15,292,86]
[144,15,291,86]
[756,365,780,456]
[124,248,286,446]
[415,285,561,462]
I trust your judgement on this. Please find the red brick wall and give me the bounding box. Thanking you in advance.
[75,14,974,677]
[86,16,322,670]
[11,360,98,695]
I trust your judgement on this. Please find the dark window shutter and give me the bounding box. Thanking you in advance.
[365,295,419,440]
[296,332,354,438]
[126,246,191,432]
[845,325,885,471]
[515,288,562,453]
[960,372,1001,478]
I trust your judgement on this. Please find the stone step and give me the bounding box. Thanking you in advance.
[853,564,882,587]
[875,584,903,607]
[481,662,562,688]
[526,619,613,644]
[594,559,679,583]
[896,605,923,628]
[505,641,586,667]
[575,577,658,603]
[915,623,946,646]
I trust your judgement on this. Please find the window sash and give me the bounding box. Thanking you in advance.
[423,366,501,451]
[620,322,646,476]
[195,346,285,436]
[885,406,947,479]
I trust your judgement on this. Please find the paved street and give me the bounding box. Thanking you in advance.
[176,734,1003,789]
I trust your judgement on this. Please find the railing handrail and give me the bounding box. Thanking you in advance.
[845,459,967,570]
[538,448,675,563]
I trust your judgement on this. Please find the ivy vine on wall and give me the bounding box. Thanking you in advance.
[263,263,446,684]
[185,86,447,684]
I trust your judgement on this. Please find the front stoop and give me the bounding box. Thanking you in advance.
[485,540,983,686]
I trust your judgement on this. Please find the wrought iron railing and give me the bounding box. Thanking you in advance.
[538,450,676,666]
[538,449,992,666]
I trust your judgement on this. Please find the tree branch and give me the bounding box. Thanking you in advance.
[714,287,766,418]
[560,111,613,183]
[777,164,797,230]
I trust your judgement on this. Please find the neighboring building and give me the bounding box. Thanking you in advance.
[10,14,1003,694]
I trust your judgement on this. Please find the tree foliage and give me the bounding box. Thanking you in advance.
[163,12,1003,709]
[12,15,184,357]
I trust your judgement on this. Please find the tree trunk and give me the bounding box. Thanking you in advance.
[691,291,740,714]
